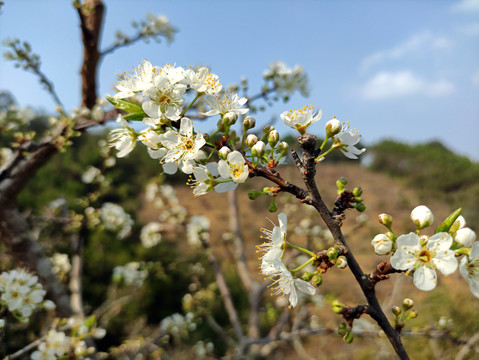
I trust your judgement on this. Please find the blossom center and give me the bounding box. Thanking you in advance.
[418,249,432,263]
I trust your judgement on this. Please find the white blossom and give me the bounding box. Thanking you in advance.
[159,117,206,174]
[100,203,133,239]
[183,66,222,94]
[203,91,248,117]
[217,151,249,191]
[280,105,322,134]
[459,241,479,298]
[140,222,162,248]
[390,232,457,291]
[114,59,155,99]
[187,216,210,246]
[108,115,137,158]
[257,213,287,272]
[332,121,366,159]
[113,262,148,287]
[188,163,220,196]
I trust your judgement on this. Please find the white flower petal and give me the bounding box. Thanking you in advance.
[413,266,437,291]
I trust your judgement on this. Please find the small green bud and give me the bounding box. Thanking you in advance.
[336,177,347,191]
[243,116,256,130]
[245,134,258,147]
[337,323,347,336]
[327,247,339,260]
[302,272,315,281]
[268,130,280,147]
[435,208,462,234]
[402,298,414,311]
[332,299,345,314]
[344,330,354,344]
[352,187,362,197]
[248,190,263,200]
[385,231,395,241]
[217,118,225,132]
[378,213,393,228]
[218,146,231,160]
[336,256,348,269]
[268,198,278,213]
[407,310,418,319]
[355,203,366,212]
[311,274,322,286]
[391,306,402,316]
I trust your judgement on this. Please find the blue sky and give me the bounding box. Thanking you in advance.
[1,0,478,160]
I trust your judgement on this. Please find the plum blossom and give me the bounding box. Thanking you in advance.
[459,241,479,298]
[454,227,476,248]
[266,260,316,308]
[140,222,162,248]
[217,151,249,192]
[114,59,155,99]
[332,121,366,159]
[188,163,221,196]
[257,213,287,271]
[390,232,457,291]
[108,115,137,158]
[159,117,206,174]
[183,66,222,95]
[280,105,322,134]
[203,91,248,117]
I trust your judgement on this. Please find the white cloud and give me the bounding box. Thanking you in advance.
[459,22,479,35]
[452,0,479,12]
[359,71,455,100]
[361,31,452,72]
[473,71,479,86]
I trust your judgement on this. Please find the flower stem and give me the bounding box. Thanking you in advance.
[286,242,316,257]
[291,257,314,274]
[180,93,201,117]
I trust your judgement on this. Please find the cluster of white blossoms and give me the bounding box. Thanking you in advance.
[160,312,196,337]
[100,202,133,239]
[50,253,71,281]
[263,61,309,97]
[144,182,187,226]
[186,216,210,246]
[0,269,55,322]
[30,320,106,360]
[107,60,366,309]
[371,205,478,295]
[257,213,316,308]
[113,262,149,287]
[108,60,364,199]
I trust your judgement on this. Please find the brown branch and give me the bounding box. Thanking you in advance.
[290,133,410,360]
[369,261,404,288]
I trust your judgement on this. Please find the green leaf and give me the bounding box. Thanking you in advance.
[124,112,146,121]
[434,208,462,234]
[84,314,96,329]
[106,96,143,114]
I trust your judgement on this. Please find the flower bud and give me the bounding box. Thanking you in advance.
[248,190,263,200]
[391,306,402,316]
[268,130,279,147]
[344,330,354,344]
[455,215,466,229]
[336,177,347,190]
[277,141,289,156]
[352,187,362,197]
[332,299,345,314]
[371,234,393,255]
[402,298,414,310]
[302,272,315,281]
[0,319,4,328]
[216,118,225,132]
[43,300,56,310]
[337,323,347,336]
[243,116,256,130]
[245,134,258,147]
[223,111,238,126]
[252,141,266,157]
[378,213,393,228]
[355,203,366,212]
[327,247,339,260]
[93,328,107,339]
[336,256,348,269]
[311,274,322,286]
[262,125,274,138]
[410,205,434,229]
[455,227,476,248]
[325,118,341,138]
[218,146,231,160]
[408,310,418,319]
